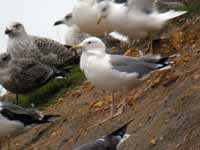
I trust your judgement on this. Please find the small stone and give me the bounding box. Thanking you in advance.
[94,101,104,108]
[193,74,200,80]
[150,138,157,145]
[51,132,57,136]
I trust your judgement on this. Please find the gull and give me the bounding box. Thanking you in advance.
[54,13,90,46]
[74,37,171,119]
[0,101,59,149]
[56,10,129,47]
[74,120,132,150]
[72,0,129,36]
[72,0,112,36]
[5,22,77,69]
[97,0,187,55]
[0,53,66,104]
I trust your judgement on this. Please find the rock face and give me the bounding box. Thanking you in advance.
[2,4,200,150]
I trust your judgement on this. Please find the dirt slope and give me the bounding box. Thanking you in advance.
[2,10,200,150]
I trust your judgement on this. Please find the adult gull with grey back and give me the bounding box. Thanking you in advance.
[97,0,187,54]
[74,37,171,120]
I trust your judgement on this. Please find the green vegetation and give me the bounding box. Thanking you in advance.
[176,0,200,15]
[17,65,85,108]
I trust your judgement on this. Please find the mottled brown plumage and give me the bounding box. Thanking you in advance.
[6,22,77,68]
[0,53,62,95]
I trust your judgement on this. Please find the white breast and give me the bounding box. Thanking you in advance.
[73,1,111,36]
[81,53,141,91]
[0,114,24,138]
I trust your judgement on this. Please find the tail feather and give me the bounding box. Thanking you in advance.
[155,57,172,70]
[53,69,68,77]
[155,10,187,21]
[39,114,60,124]
[109,119,134,138]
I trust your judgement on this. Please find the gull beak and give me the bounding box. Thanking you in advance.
[5,28,12,35]
[73,44,82,50]
[97,15,103,25]
[73,44,83,54]
[54,20,64,26]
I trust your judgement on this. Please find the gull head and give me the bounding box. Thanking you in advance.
[0,53,11,67]
[74,37,106,53]
[54,13,74,26]
[5,22,27,38]
[97,1,111,24]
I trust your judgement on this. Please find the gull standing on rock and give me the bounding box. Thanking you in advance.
[74,37,171,120]
[0,53,66,104]
[0,101,59,148]
[5,22,77,68]
[74,120,132,150]
[97,0,187,54]
[54,13,90,46]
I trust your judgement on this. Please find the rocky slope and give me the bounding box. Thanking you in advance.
[2,3,200,150]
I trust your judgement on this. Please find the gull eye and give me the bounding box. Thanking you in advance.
[14,24,21,28]
[102,7,107,12]
[88,41,92,44]
[2,56,8,61]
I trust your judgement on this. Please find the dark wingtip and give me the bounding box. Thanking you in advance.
[109,119,134,138]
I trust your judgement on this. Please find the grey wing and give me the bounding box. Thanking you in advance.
[1,102,30,115]
[74,140,108,150]
[32,36,75,66]
[128,0,156,13]
[110,55,160,78]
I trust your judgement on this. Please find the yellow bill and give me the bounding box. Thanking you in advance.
[97,16,103,25]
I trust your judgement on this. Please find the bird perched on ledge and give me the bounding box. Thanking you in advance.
[5,22,78,69]
[0,53,66,104]
[97,0,187,55]
[0,101,59,149]
[74,37,171,120]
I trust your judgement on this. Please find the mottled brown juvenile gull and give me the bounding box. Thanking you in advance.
[5,22,77,68]
[0,53,65,103]
[74,37,171,120]
[0,101,59,149]
[54,13,90,46]
[74,120,131,150]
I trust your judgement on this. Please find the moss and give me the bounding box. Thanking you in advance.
[17,65,85,108]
